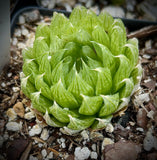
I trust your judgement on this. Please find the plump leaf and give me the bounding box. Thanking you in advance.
[91,115,112,130]
[22,47,34,62]
[92,26,109,47]
[99,93,119,117]
[119,78,134,98]
[95,67,112,95]
[51,80,79,109]
[68,71,94,103]
[79,95,103,115]
[43,110,65,127]
[49,101,79,123]
[110,26,126,55]
[35,74,52,100]
[67,115,95,130]
[31,91,53,113]
[22,59,39,84]
[113,55,131,92]
[35,23,50,45]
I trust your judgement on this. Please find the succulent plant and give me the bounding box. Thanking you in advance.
[21,6,142,131]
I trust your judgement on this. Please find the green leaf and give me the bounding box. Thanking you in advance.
[67,115,95,130]
[68,71,94,103]
[39,54,52,86]
[95,67,112,95]
[31,91,53,113]
[119,78,134,98]
[87,56,102,69]
[79,95,103,115]
[22,59,39,84]
[92,41,114,68]
[22,47,34,62]
[33,37,49,58]
[49,101,79,123]
[98,11,114,31]
[130,64,143,85]
[110,26,126,55]
[80,60,97,89]
[35,23,50,45]
[43,110,65,127]
[81,45,97,60]
[51,80,79,109]
[113,55,131,92]
[35,74,52,100]
[99,93,119,117]
[92,26,109,47]
[91,115,112,130]
[20,73,37,99]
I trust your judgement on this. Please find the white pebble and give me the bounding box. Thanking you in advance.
[60,137,65,143]
[61,142,66,148]
[47,152,53,159]
[40,128,49,141]
[19,15,25,24]
[136,127,144,132]
[12,87,20,92]
[41,149,47,158]
[17,42,26,49]
[7,73,12,77]
[91,144,96,151]
[147,110,155,119]
[1,82,6,87]
[81,130,89,140]
[6,121,22,131]
[155,61,157,67]
[102,138,114,150]
[24,112,35,120]
[38,143,43,148]
[105,123,114,133]
[29,155,38,160]
[143,54,151,59]
[90,151,98,159]
[145,40,152,49]
[74,147,91,160]
[135,93,150,105]
[14,29,21,37]
[29,124,42,136]
[22,28,29,36]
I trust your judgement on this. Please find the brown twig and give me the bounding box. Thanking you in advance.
[48,147,60,156]
[20,142,32,160]
[127,25,157,39]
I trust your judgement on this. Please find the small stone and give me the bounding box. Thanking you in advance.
[13,102,25,118]
[12,37,18,46]
[136,127,144,132]
[91,144,96,151]
[147,110,155,119]
[61,142,66,148]
[90,131,104,140]
[48,0,56,9]
[143,54,151,59]
[6,108,17,121]
[105,123,114,133]
[22,28,29,36]
[74,147,91,160]
[19,15,25,24]
[6,121,22,131]
[85,0,94,8]
[29,124,42,136]
[24,111,35,120]
[14,29,21,37]
[24,10,40,23]
[1,82,6,87]
[155,61,157,67]
[145,40,152,49]
[41,149,47,158]
[102,138,114,150]
[38,143,43,148]
[47,152,53,159]
[8,73,12,77]
[17,42,26,49]
[126,12,135,19]
[102,6,125,18]
[12,87,20,92]
[90,151,98,159]
[41,0,49,7]
[143,127,157,151]
[40,128,49,141]
[135,93,150,104]
[29,155,38,160]
[81,130,89,140]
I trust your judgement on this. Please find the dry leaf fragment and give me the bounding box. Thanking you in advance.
[13,102,25,118]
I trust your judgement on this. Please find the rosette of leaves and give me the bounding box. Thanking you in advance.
[21,6,142,131]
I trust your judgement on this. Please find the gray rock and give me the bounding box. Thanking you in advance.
[23,10,40,23]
